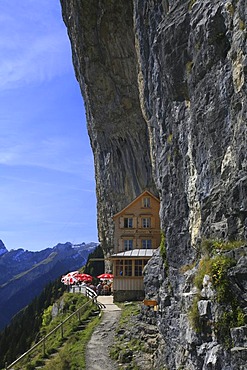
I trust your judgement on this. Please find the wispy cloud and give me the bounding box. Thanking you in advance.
[0,133,95,179]
[0,173,95,193]
[0,35,69,89]
[0,1,70,90]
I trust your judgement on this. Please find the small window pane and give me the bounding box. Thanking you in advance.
[124,260,132,276]
[124,218,133,228]
[143,197,150,208]
[124,240,133,251]
[142,217,151,228]
[135,260,143,276]
[142,239,152,249]
[116,260,124,276]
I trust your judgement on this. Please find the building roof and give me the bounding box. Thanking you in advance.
[113,190,160,219]
[110,248,156,259]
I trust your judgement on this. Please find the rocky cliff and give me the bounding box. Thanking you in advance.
[60,0,247,368]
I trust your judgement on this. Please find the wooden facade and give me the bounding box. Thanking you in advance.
[110,190,160,301]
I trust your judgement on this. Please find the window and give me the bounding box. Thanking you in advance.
[142,217,151,228]
[124,260,132,276]
[124,217,133,228]
[134,259,148,276]
[135,260,143,276]
[116,260,149,277]
[143,197,150,208]
[124,240,133,251]
[116,260,124,276]
[142,239,152,249]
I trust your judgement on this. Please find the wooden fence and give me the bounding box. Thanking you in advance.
[5,287,99,370]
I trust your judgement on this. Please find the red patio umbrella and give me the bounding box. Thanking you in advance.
[61,273,78,285]
[97,273,114,280]
[74,273,93,282]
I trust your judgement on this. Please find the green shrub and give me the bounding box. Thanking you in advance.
[167,133,173,144]
[193,257,211,289]
[188,295,201,333]
[189,248,245,345]
[188,0,197,11]
[180,260,197,273]
[42,306,53,326]
[209,255,235,302]
[24,364,36,370]
[215,305,245,348]
[226,2,235,16]
[236,306,245,326]
[160,231,168,269]
[186,61,194,74]
[192,253,235,298]
[239,19,246,30]
[201,239,245,256]
[160,232,166,259]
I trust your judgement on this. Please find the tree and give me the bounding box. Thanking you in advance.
[83,245,105,277]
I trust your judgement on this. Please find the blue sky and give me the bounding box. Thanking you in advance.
[0,1,98,251]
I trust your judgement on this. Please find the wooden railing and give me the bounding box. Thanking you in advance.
[70,285,96,299]
[4,289,100,370]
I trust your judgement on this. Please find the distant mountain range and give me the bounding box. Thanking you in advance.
[0,240,98,330]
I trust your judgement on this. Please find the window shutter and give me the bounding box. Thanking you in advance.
[133,217,137,228]
[133,238,136,248]
[151,217,155,228]
[120,217,124,228]
[120,239,124,251]
[136,238,141,248]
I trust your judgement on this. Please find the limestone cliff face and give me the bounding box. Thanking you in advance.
[61,0,247,368]
[135,0,247,268]
[60,1,157,263]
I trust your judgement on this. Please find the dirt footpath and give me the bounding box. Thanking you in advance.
[85,296,121,370]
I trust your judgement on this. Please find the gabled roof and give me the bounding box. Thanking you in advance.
[113,190,160,219]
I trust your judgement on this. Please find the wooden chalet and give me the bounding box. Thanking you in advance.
[110,190,160,301]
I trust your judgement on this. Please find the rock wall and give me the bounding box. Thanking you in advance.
[60,0,247,368]
[60,0,157,266]
[135,0,247,268]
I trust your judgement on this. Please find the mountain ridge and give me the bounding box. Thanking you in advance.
[0,240,97,330]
